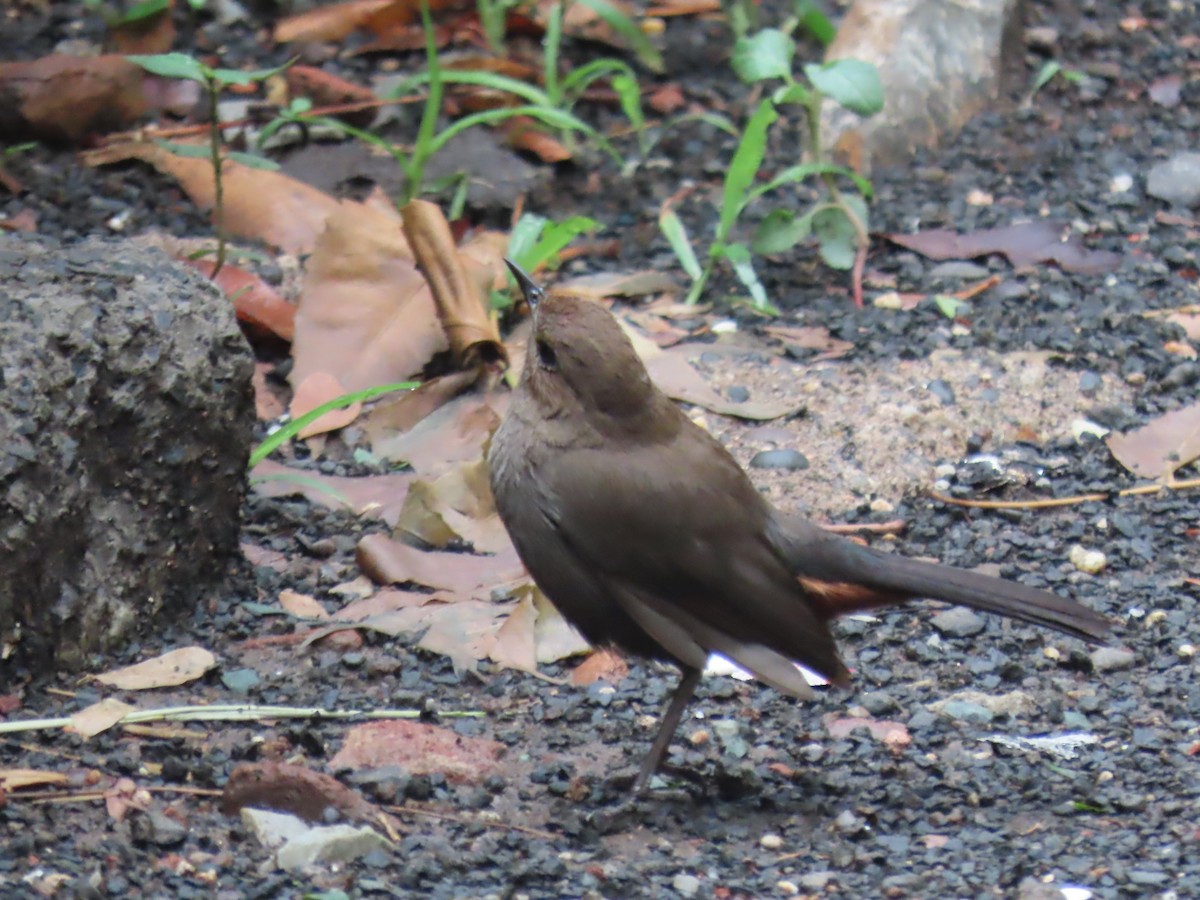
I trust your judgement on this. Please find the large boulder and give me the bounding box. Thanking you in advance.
[0,235,254,671]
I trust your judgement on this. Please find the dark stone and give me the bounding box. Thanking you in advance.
[749,449,810,471]
[0,234,254,671]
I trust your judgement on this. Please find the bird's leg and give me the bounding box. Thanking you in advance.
[632,666,702,795]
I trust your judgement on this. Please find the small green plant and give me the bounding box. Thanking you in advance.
[249,382,417,470]
[127,52,292,277]
[1025,60,1086,106]
[494,211,599,308]
[659,27,881,310]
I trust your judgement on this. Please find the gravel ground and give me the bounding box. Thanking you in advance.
[2,0,1198,897]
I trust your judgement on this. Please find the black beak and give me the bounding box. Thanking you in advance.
[504,258,545,310]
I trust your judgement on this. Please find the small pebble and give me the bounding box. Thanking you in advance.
[1069,545,1107,574]
[726,385,750,403]
[1079,370,1103,394]
[759,833,783,850]
[869,498,894,513]
[1179,644,1196,658]
[1090,647,1135,672]
[749,449,809,471]
[776,881,799,896]
[931,608,985,637]
[927,379,956,405]
[672,873,701,897]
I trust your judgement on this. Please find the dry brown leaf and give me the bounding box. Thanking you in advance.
[763,324,854,361]
[335,588,441,621]
[370,392,504,478]
[882,222,1122,275]
[356,533,524,596]
[68,698,137,738]
[362,368,481,440]
[394,459,512,554]
[82,142,342,254]
[252,460,416,525]
[273,0,398,42]
[645,348,801,420]
[290,371,361,438]
[532,589,590,663]
[490,592,538,672]
[252,363,288,421]
[94,647,217,690]
[571,647,629,686]
[400,200,507,368]
[0,55,162,143]
[1106,401,1200,481]
[279,589,329,619]
[182,258,296,341]
[290,201,444,394]
[555,270,679,300]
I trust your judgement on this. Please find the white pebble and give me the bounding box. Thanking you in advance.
[776,881,799,896]
[760,833,784,850]
[1068,545,1106,574]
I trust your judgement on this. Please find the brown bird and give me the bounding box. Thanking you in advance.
[487,260,1112,795]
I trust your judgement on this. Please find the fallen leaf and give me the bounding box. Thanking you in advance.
[644,348,801,420]
[1106,401,1200,481]
[183,258,296,341]
[533,589,590,663]
[289,371,361,438]
[555,269,680,300]
[94,647,217,690]
[394,459,512,554]
[329,720,503,784]
[279,589,329,619]
[335,588,440,621]
[356,533,523,595]
[251,460,416,525]
[763,324,854,361]
[251,363,288,421]
[273,0,398,42]
[68,699,138,738]
[882,221,1122,275]
[400,200,507,369]
[83,142,343,255]
[290,201,446,394]
[571,647,628,685]
[370,392,504,477]
[490,592,538,672]
[222,761,388,827]
[361,368,482,443]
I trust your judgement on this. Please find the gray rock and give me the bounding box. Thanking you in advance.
[749,449,810,471]
[931,607,985,637]
[672,874,701,897]
[1090,646,1136,672]
[1147,152,1200,207]
[0,235,253,671]
[130,809,188,848]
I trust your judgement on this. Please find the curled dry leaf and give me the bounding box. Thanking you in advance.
[394,459,513,555]
[1106,401,1200,481]
[362,368,482,440]
[222,761,384,824]
[273,0,397,43]
[68,698,138,738]
[82,142,343,255]
[93,647,217,690]
[400,200,508,369]
[0,769,71,791]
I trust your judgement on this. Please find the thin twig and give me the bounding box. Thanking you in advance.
[928,476,1200,511]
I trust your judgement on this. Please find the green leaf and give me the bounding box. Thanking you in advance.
[1032,60,1062,93]
[934,295,962,319]
[718,98,778,244]
[527,216,600,271]
[249,383,417,469]
[721,242,771,311]
[658,208,702,282]
[430,105,618,162]
[611,72,645,138]
[752,208,814,254]
[560,58,636,98]
[793,0,836,46]
[772,82,811,105]
[507,213,549,269]
[812,207,857,270]
[115,0,170,25]
[669,110,740,138]
[227,151,280,170]
[749,161,874,200]
[803,59,884,116]
[731,29,795,84]
[127,53,209,83]
[576,0,664,73]
[154,140,212,158]
[210,60,296,87]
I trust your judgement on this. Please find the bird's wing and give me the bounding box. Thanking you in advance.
[538,429,848,689]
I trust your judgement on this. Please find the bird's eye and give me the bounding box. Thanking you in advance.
[536,338,558,369]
